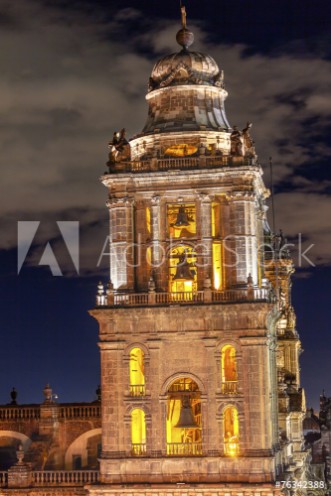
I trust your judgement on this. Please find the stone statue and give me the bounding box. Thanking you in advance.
[230,126,244,156]
[242,122,255,155]
[108,128,131,164]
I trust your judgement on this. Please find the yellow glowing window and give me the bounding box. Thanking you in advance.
[211,202,221,237]
[146,246,152,266]
[167,203,196,238]
[221,345,237,382]
[146,207,151,234]
[212,242,222,290]
[169,246,197,294]
[131,408,146,455]
[223,406,239,456]
[164,144,198,157]
[130,348,145,396]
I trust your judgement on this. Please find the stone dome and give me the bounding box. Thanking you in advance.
[148,49,224,92]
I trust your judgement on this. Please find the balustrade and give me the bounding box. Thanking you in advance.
[129,385,145,397]
[0,406,40,421]
[221,382,238,395]
[0,472,7,487]
[131,443,147,456]
[33,470,99,486]
[107,155,256,174]
[59,405,101,419]
[98,287,271,307]
[166,442,202,456]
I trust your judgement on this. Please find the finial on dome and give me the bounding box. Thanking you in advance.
[176,3,194,50]
[180,4,187,29]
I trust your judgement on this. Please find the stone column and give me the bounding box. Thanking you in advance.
[150,195,163,290]
[198,193,212,287]
[107,196,135,291]
[227,191,258,287]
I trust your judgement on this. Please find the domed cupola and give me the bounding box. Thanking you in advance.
[140,7,231,135]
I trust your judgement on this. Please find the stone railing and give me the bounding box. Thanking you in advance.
[0,472,8,487]
[221,382,238,395]
[167,442,203,456]
[0,470,98,488]
[106,155,256,174]
[32,470,99,486]
[0,406,40,421]
[130,385,146,397]
[97,287,271,307]
[33,470,99,486]
[59,404,101,419]
[131,444,147,456]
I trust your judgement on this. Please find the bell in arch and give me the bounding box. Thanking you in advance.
[175,395,199,429]
[173,250,195,281]
[174,206,190,227]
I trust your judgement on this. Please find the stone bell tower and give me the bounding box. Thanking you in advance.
[89,7,307,496]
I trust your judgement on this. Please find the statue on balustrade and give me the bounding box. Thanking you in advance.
[230,126,244,156]
[108,128,131,164]
[242,122,256,157]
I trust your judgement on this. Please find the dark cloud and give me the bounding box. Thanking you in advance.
[1,0,330,274]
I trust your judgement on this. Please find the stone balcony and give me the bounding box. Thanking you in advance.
[96,287,273,308]
[105,154,257,175]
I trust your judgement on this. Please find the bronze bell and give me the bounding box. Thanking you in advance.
[175,396,199,429]
[173,250,195,281]
[174,206,190,227]
[173,261,194,281]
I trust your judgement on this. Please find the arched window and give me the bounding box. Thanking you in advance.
[223,406,239,456]
[131,409,146,456]
[221,345,238,394]
[129,348,145,396]
[166,378,202,456]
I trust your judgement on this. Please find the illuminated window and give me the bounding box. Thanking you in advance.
[221,345,238,394]
[146,207,151,234]
[169,246,197,295]
[167,204,196,238]
[130,348,145,396]
[211,202,221,237]
[166,378,202,456]
[164,144,198,157]
[223,406,239,457]
[131,409,146,456]
[212,242,223,290]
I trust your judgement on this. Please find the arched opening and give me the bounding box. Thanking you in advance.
[64,428,101,470]
[130,347,145,396]
[131,409,146,456]
[223,406,239,456]
[0,432,31,470]
[166,377,202,456]
[221,345,238,394]
[169,245,197,297]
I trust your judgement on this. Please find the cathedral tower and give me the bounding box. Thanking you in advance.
[89,8,306,496]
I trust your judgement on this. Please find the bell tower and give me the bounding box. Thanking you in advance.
[89,7,307,496]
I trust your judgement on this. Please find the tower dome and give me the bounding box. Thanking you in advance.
[148,50,223,92]
[140,9,230,136]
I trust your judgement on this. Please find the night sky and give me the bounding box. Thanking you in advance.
[0,0,330,410]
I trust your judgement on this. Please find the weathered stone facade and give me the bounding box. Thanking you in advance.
[0,8,325,496]
[89,9,316,496]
